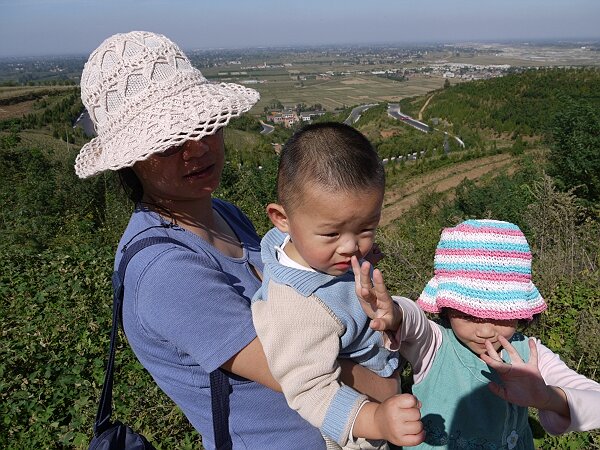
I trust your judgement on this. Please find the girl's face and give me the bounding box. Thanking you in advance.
[447,309,517,355]
[133,128,225,204]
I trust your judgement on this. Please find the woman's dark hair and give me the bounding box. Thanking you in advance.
[117,167,178,224]
[118,167,144,204]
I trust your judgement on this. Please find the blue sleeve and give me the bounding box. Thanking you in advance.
[322,386,366,444]
[129,246,257,372]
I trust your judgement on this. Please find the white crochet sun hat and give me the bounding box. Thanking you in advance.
[74,31,260,178]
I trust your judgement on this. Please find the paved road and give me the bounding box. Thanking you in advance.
[387,104,430,133]
[260,121,274,135]
[388,104,465,148]
[344,103,377,125]
[73,110,96,137]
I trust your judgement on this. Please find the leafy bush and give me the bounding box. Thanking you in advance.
[0,240,202,449]
[548,98,600,203]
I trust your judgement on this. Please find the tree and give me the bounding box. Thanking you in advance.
[549,99,600,202]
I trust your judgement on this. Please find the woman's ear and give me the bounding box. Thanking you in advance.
[266,203,290,232]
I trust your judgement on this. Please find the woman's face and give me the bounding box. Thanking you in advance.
[133,128,225,204]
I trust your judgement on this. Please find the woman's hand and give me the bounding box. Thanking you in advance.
[351,256,401,332]
[480,335,570,419]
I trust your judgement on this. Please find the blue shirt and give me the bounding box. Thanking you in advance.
[116,199,325,450]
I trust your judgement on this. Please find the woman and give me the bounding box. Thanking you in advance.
[75,31,397,449]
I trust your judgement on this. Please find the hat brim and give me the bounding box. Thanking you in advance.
[417,274,547,320]
[74,81,259,178]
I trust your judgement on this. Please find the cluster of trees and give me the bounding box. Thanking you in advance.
[0,57,85,85]
[0,79,78,87]
[0,87,82,143]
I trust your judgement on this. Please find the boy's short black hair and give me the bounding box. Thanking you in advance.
[277,122,384,211]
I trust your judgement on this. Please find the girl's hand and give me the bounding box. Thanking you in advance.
[480,335,568,416]
[351,256,401,332]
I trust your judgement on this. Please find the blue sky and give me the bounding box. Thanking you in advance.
[1,0,599,57]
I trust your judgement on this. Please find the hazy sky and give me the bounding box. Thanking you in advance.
[1,0,599,57]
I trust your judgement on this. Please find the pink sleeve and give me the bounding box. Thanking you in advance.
[536,339,600,434]
[385,296,441,384]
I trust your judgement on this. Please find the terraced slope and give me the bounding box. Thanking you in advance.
[381,153,517,226]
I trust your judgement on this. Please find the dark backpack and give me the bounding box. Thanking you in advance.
[89,236,232,450]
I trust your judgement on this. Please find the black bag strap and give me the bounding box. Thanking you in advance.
[94,236,232,450]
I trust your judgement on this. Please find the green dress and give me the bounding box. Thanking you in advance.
[409,324,533,450]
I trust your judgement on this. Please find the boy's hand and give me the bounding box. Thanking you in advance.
[351,256,402,332]
[363,242,384,266]
[480,335,568,417]
[373,394,425,446]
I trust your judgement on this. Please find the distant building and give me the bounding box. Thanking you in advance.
[267,110,300,128]
[300,110,327,122]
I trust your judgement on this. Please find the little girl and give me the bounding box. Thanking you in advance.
[353,219,600,450]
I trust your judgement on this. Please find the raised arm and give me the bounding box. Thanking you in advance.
[351,256,401,333]
[536,340,600,434]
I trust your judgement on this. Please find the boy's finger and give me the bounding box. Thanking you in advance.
[360,261,372,287]
[395,393,420,408]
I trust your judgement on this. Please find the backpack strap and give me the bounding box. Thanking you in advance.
[94,236,232,450]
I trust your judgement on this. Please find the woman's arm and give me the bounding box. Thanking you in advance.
[338,360,399,403]
[222,336,282,391]
[223,339,400,402]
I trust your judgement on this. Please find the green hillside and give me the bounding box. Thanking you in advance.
[1,69,599,449]
[400,67,600,138]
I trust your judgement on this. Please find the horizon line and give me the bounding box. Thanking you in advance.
[1,36,600,59]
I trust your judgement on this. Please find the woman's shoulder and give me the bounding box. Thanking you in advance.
[115,208,213,272]
[213,198,258,234]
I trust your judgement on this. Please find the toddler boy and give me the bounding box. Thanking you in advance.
[251,122,424,449]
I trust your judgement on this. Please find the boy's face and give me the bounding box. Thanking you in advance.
[274,184,383,276]
[447,309,517,355]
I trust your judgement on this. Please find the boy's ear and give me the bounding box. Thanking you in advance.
[266,203,290,232]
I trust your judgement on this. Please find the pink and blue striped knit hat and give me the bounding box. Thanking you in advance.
[417,219,547,320]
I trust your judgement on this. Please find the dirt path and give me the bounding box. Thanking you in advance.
[418,94,435,121]
[381,153,517,226]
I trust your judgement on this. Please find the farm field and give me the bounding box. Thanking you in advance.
[247,74,446,112]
